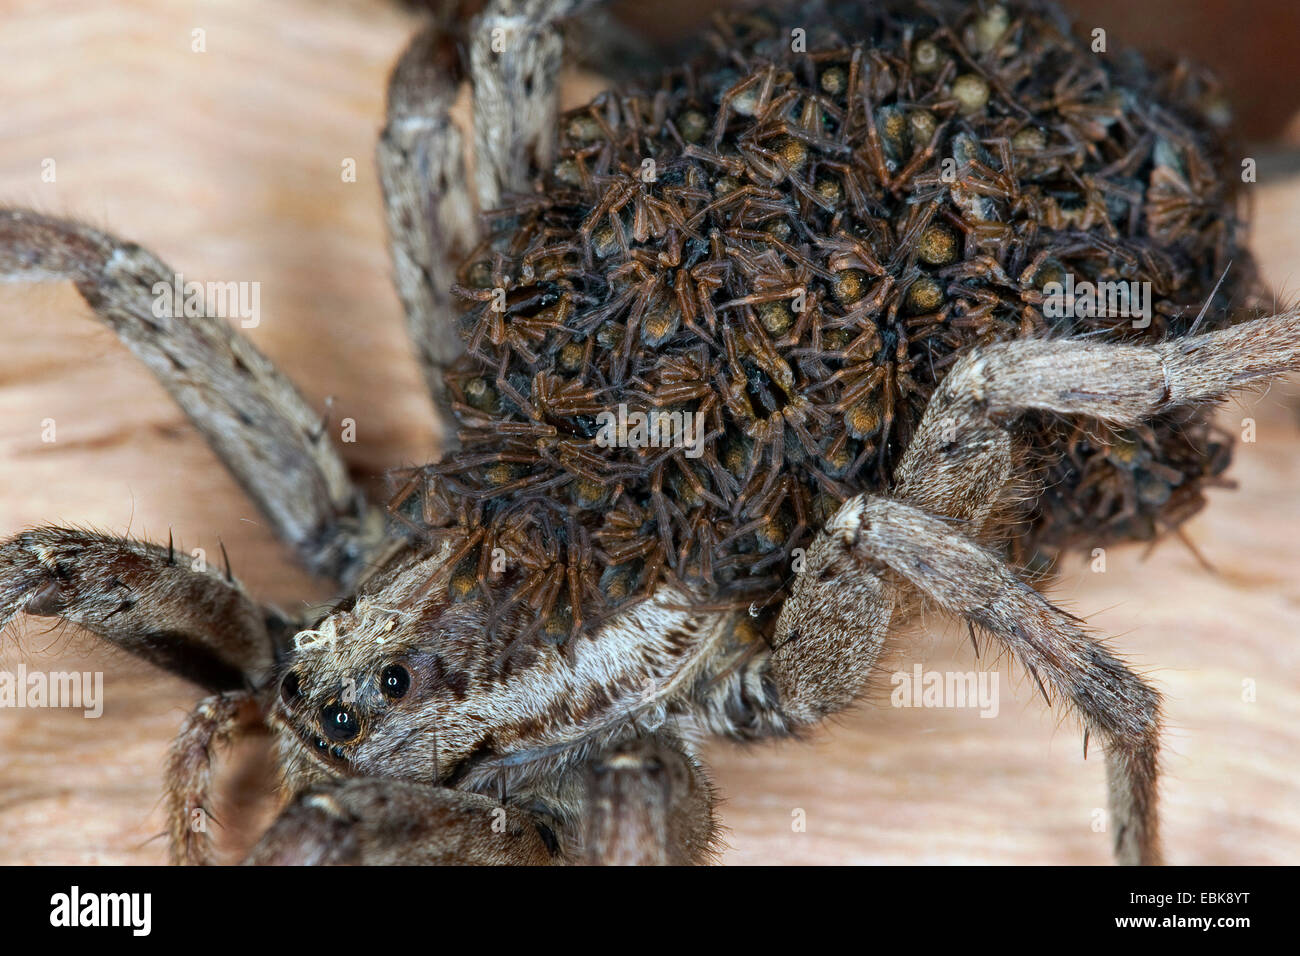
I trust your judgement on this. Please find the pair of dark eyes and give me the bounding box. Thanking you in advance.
[279,663,411,706]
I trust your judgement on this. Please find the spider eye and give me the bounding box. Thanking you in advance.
[380,664,411,700]
[320,703,360,742]
[280,670,302,706]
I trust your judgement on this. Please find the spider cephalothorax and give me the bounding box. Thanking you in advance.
[2,0,1298,866]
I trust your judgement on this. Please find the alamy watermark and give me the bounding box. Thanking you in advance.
[890,664,1000,718]
[0,665,103,717]
[1043,272,1151,328]
[151,272,261,328]
[594,403,705,458]
[50,886,150,936]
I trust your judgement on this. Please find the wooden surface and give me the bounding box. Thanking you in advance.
[2,0,1299,864]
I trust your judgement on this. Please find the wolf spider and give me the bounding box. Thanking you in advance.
[3,0,1300,865]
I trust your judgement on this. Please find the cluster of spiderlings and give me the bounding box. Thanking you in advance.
[390,0,1262,643]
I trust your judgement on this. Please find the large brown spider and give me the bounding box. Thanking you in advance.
[2,0,1299,865]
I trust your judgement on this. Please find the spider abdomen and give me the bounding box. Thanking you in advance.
[394,0,1258,642]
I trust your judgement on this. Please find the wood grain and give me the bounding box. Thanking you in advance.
[1,0,1298,864]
